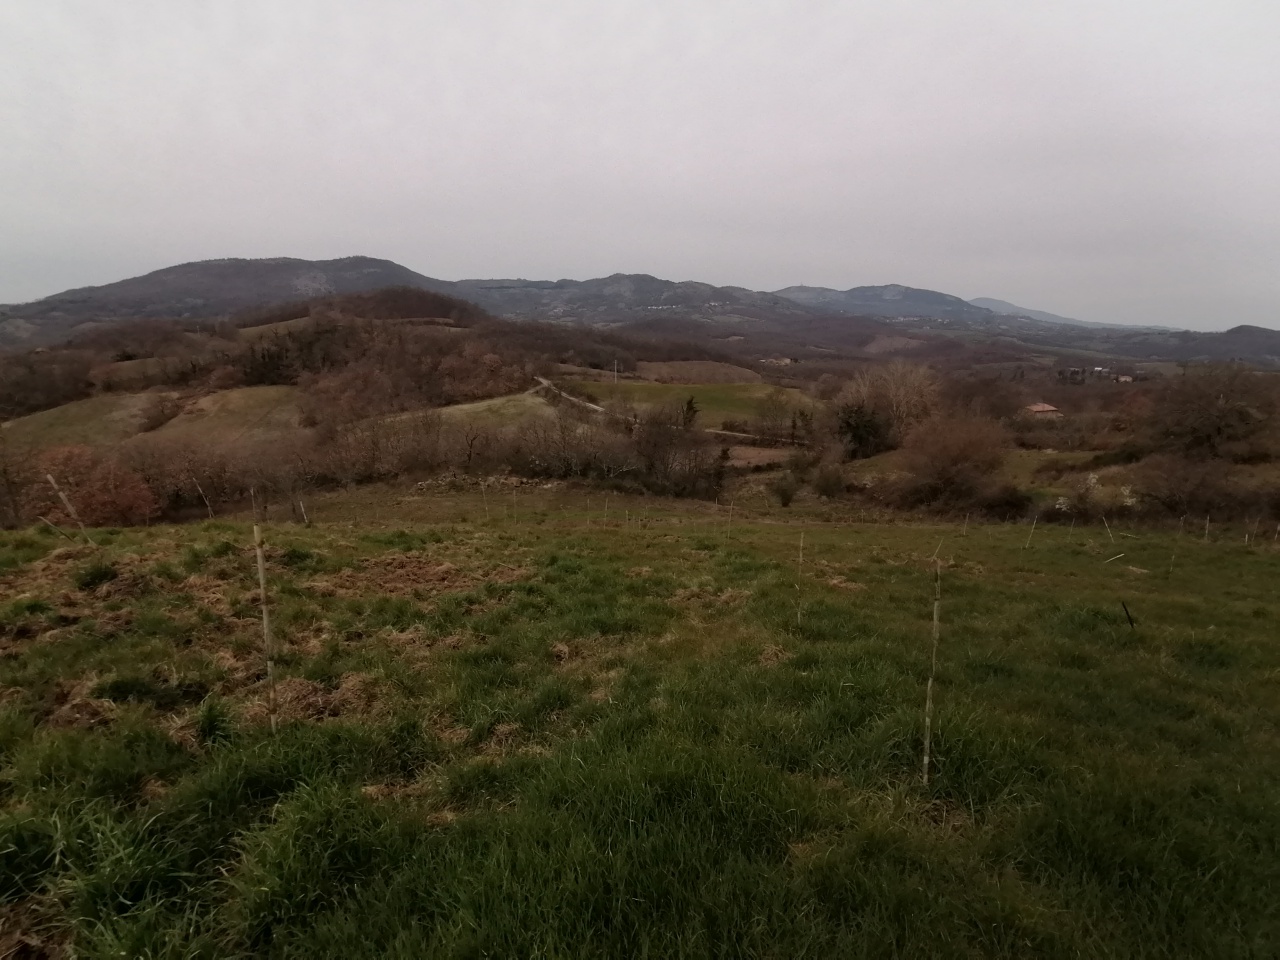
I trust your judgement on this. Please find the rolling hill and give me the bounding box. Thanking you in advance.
[451,273,812,325]
[968,297,1177,332]
[0,261,817,347]
[5,256,1279,369]
[0,256,462,346]
[967,297,1086,326]
[773,284,996,322]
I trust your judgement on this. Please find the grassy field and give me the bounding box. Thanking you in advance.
[2,386,304,454]
[632,361,762,384]
[149,386,303,446]
[565,380,809,427]
[1,489,1278,957]
[841,448,1104,502]
[435,392,554,426]
[1,394,155,449]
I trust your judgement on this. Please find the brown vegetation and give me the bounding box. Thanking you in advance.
[20,446,159,527]
[837,361,940,442]
[5,288,1280,529]
[1142,365,1277,461]
[895,417,1011,508]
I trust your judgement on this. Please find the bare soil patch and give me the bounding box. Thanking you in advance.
[239,671,393,724]
[307,552,529,599]
[634,360,762,384]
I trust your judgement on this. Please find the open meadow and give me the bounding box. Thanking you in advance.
[563,381,810,427]
[2,487,1277,957]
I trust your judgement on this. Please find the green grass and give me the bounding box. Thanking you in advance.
[2,385,305,453]
[435,392,554,425]
[0,499,1277,957]
[567,380,810,427]
[1,393,151,448]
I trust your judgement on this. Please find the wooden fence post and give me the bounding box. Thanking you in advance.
[46,474,93,545]
[253,523,278,734]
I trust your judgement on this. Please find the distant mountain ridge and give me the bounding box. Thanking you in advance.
[451,273,809,323]
[0,259,812,346]
[773,284,995,322]
[967,297,1176,332]
[3,256,1278,368]
[967,297,1084,327]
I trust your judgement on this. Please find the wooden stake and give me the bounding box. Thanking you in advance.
[1204,514,1210,542]
[1104,553,1125,563]
[191,476,214,520]
[962,513,969,537]
[1102,515,1114,544]
[796,531,805,625]
[253,523,278,735]
[46,474,93,545]
[480,482,489,521]
[297,499,309,527]
[1024,515,1038,550]
[922,562,941,788]
[931,538,944,560]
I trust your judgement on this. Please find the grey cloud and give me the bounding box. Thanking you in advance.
[1,0,1277,329]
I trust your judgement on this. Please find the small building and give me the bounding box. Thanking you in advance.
[1024,402,1063,420]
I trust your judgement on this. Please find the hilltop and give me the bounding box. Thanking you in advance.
[452,273,811,324]
[0,256,461,346]
[773,283,996,322]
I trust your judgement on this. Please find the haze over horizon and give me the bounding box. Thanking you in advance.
[3,2,1277,331]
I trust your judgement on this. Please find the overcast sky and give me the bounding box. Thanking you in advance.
[2,1,1277,329]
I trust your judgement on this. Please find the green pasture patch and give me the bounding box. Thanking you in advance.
[0,509,1275,956]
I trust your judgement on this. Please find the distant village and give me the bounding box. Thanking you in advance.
[1056,365,1140,384]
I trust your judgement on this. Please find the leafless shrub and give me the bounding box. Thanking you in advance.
[835,361,939,444]
[812,463,847,499]
[208,364,245,391]
[1132,454,1251,517]
[894,416,1009,509]
[138,393,181,432]
[941,374,1026,420]
[1142,365,1277,461]
[0,434,36,527]
[24,445,159,526]
[768,473,800,507]
[904,417,1006,488]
